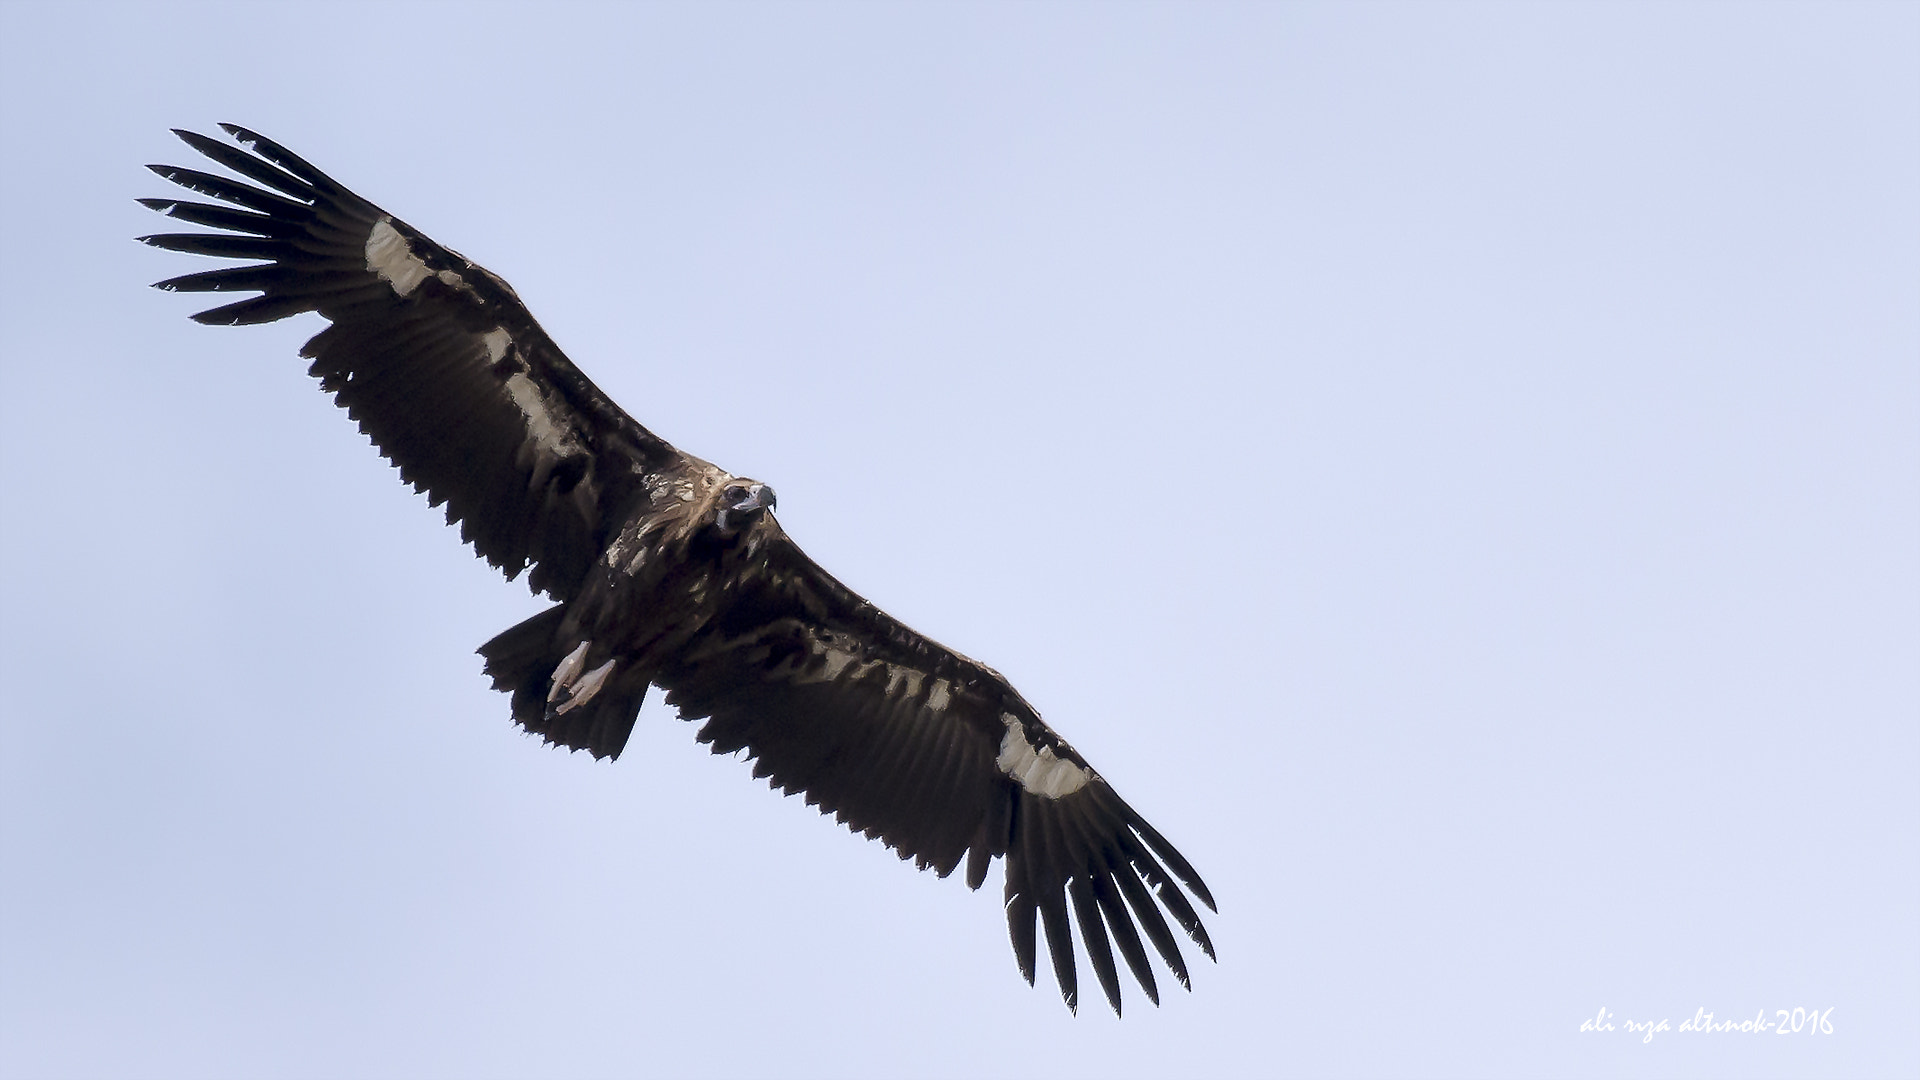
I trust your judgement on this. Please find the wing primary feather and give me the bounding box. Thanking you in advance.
[171,128,315,201]
[1104,787,1217,913]
[1019,796,1080,1013]
[218,123,348,194]
[1109,847,1192,990]
[1090,867,1158,1006]
[136,197,295,237]
[153,264,359,296]
[145,164,307,216]
[1068,875,1124,1016]
[1058,795,1160,1007]
[1003,800,1040,987]
[1005,889,1040,988]
[191,292,319,326]
[139,232,287,260]
[1113,826,1217,963]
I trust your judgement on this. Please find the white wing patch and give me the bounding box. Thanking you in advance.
[884,665,924,699]
[997,712,1090,798]
[777,638,941,704]
[926,678,953,712]
[480,326,512,366]
[365,216,482,300]
[364,217,432,297]
[503,371,581,458]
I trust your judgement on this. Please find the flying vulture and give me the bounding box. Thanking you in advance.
[140,124,1215,1015]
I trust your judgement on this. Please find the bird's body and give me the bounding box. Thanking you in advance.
[142,125,1214,1015]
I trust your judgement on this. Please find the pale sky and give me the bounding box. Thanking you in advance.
[2,3,1915,1078]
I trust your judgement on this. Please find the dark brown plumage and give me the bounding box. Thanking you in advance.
[141,124,1215,1015]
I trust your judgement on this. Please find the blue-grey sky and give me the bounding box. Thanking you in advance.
[2,3,1915,1078]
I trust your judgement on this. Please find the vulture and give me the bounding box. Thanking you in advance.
[140,125,1215,1015]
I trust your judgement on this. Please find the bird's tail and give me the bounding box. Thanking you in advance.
[478,605,648,760]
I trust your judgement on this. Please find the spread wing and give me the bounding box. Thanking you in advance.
[144,124,1216,1016]
[140,125,674,600]
[658,530,1217,1015]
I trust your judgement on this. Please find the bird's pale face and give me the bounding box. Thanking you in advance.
[713,479,776,536]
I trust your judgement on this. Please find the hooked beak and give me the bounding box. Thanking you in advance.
[741,483,777,514]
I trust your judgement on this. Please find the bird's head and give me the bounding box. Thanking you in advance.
[713,479,777,536]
